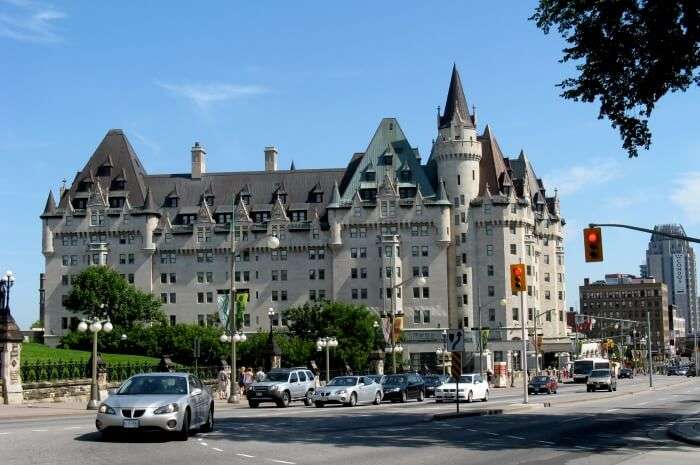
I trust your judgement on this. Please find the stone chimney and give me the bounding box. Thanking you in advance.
[191,142,206,179]
[264,146,278,172]
[584,278,590,285]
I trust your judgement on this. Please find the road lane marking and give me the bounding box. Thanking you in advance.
[64,426,82,430]
[31,429,48,432]
[0,432,10,435]
[465,428,477,432]
[606,408,620,412]
[537,440,556,445]
[507,435,525,440]
[199,442,208,446]
[212,448,224,452]
[269,460,295,465]
[237,454,255,458]
[486,432,498,436]
[562,417,585,422]
[636,402,649,406]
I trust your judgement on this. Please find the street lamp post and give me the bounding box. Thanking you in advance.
[316,337,338,383]
[386,273,426,374]
[0,270,15,310]
[220,330,246,401]
[532,309,553,376]
[77,305,113,410]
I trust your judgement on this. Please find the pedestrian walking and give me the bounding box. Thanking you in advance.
[217,366,230,400]
[238,366,246,394]
[244,368,254,392]
[255,367,266,382]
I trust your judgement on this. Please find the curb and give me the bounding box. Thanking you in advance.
[667,422,700,446]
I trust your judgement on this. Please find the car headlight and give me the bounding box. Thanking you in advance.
[270,385,280,391]
[335,390,346,395]
[98,404,115,415]
[153,403,179,415]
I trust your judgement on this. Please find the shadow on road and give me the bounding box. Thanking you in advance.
[75,431,177,443]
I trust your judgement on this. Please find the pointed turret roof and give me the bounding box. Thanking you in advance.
[138,187,160,215]
[41,191,58,218]
[433,178,451,206]
[478,124,511,195]
[290,160,296,171]
[327,180,341,208]
[439,65,473,129]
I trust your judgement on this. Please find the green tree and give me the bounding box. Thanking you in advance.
[284,301,380,372]
[64,266,165,329]
[531,1,700,157]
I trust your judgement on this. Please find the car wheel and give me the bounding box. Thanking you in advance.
[608,386,613,392]
[345,393,357,407]
[176,409,190,441]
[314,401,324,408]
[373,392,382,405]
[201,405,214,432]
[417,390,425,402]
[483,390,489,402]
[613,386,617,392]
[400,391,407,403]
[304,391,314,407]
[547,388,552,395]
[553,390,557,394]
[248,400,259,408]
[467,391,473,403]
[278,391,291,408]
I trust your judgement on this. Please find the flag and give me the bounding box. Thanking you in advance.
[217,294,230,329]
[381,318,391,344]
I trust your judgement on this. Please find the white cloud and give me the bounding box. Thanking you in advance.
[0,0,66,43]
[155,80,268,109]
[544,160,620,196]
[670,171,700,223]
[607,192,645,209]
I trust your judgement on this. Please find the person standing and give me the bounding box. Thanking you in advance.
[244,368,254,393]
[217,366,230,400]
[255,367,265,382]
[238,366,246,394]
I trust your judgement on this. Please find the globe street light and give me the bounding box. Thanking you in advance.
[0,270,16,310]
[77,305,113,410]
[317,337,338,383]
[221,330,247,401]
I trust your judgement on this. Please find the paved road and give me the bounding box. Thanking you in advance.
[1,376,698,465]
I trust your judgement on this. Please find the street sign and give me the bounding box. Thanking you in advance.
[447,328,464,352]
[450,352,462,379]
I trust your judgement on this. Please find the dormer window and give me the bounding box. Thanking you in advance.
[73,198,87,209]
[111,179,126,191]
[165,197,179,208]
[78,179,93,192]
[204,195,215,206]
[311,192,323,203]
[277,193,287,204]
[399,187,415,199]
[178,214,197,225]
[360,188,377,202]
[381,155,393,166]
[241,194,251,205]
[96,165,111,177]
[364,171,376,182]
[109,197,125,208]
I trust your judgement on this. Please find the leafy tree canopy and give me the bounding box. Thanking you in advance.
[283,301,380,371]
[531,1,700,157]
[64,266,165,329]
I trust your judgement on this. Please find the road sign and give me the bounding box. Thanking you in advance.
[450,352,462,379]
[447,328,464,352]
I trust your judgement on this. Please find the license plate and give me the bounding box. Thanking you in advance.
[256,392,262,397]
[122,419,139,429]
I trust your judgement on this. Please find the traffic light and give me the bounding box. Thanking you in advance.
[510,264,526,293]
[583,227,604,262]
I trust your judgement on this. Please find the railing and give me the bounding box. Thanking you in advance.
[20,360,220,384]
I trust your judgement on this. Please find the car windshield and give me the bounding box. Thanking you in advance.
[447,375,473,384]
[328,377,358,386]
[590,370,610,377]
[264,372,290,382]
[532,376,549,383]
[117,376,187,395]
[574,361,593,374]
[384,375,406,384]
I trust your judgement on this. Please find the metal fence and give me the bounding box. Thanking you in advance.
[21,360,219,384]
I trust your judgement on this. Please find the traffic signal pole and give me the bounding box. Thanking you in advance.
[521,287,528,405]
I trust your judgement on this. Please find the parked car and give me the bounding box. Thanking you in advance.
[435,373,489,403]
[247,367,316,408]
[365,375,386,385]
[312,376,382,407]
[95,372,213,441]
[618,368,634,379]
[381,373,425,402]
[668,366,689,376]
[586,369,617,392]
[686,365,697,377]
[423,374,449,398]
[528,375,558,395]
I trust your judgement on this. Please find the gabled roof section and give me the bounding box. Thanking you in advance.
[339,118,435,203]
[478,125,511,195]
[65,129,148,207]
[439,65,473,129]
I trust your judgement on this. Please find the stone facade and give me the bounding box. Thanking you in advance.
[40,67,568,368]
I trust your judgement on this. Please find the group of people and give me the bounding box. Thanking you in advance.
[216,365,266,399]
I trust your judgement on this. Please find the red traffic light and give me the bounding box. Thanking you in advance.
[583,227,604,262]
[513,267,523,277]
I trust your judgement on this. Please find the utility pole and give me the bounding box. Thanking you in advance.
[647,309,653,388]
[521,284,528,404]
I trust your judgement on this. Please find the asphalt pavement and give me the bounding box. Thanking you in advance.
[1,375,698,465]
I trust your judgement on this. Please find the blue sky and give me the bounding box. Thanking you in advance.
[2,1,699,330]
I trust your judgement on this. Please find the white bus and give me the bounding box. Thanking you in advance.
[573,358,610,383]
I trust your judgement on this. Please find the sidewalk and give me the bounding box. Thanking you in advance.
[0,397,247,421]
[668,416,700,446]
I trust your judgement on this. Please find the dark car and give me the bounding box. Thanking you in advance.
[687,365,697,377]
[381,373,425,402]
[365,375,386,385]
[528,375,558,395]
[618,368,634,379]
[422,374,449,397]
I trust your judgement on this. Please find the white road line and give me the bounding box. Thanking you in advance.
[537,440,556,445]
[562,417,585,422]
[486,432,498,436]
[0,432,10,435]
[199,442,208,446]
[212,448,224,452]
[465,428,477,432]
[636,402,649,406]
[64,426,82,430]
[606,408,620,412]
[269,460,296,465]
[237,454,255,458]
[507,435,525,440]
[31,429,48,432]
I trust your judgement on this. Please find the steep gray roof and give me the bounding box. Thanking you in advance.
[478,125,511,195]
[439,65,473,129]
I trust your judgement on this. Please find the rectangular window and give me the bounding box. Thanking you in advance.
[512,308,519,321]
[197,292,204,304]
[545,290,551,300]
[206,292,213,303]
[545,311,552,322]
[412,246,419,257]
[128,274,134,284]
[318,269,325,280]
[169,293,176,304]
[161,293,168,304]
[119,254,126,264]
[488,308,496,321]
[422,287,430,298]
[488,285,495,297]
[350,248,357,258]
[272,270,279,281]
[413,310,421,324]
[309,290,317,301]
[486,245,494,256]
[360,288,367,299]
[160,273,168,284]
[509,224,516,234]
[544,255,550,264]
[544,272,551,282]
[351,288,358,300]
[319,290,326,300]
[359,247,366,258]
[243,314,251,327]
[128,253,135,264]
[528,308,534,320]
[272,290,279,301]
[421,246,429,257]
[485,225,492,236]
[413,287,420,298]
[169,315,176,326]
[510,244,517,255]
[487,265,494,276]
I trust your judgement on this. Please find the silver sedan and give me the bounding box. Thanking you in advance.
[95,372,213,441]
[313,375,383,407]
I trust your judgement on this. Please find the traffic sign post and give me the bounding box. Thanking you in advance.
[450,351,462,413]
[447,328,464,352]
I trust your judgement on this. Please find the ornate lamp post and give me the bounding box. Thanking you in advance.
[386,273,426,374]
[77,304,113,410]
[220,330,247,401]
[316,337,338,383]
[0,270,15,309]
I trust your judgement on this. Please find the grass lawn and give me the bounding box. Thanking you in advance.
[22,342,159,364]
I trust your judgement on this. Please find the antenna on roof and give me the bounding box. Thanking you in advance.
[60,179,67,197]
